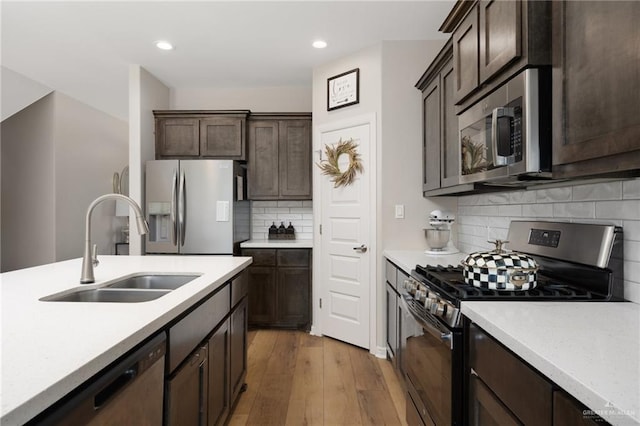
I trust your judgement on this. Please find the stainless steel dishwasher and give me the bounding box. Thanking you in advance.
[37,333,166,425]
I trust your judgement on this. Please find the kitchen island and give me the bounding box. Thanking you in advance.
[0,255,252,425]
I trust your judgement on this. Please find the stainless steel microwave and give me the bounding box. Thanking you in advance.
[458,68,552,185]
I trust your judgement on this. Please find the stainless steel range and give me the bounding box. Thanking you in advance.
[399,221,625,426]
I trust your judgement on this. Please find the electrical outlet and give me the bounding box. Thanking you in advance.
[395,204,405,219]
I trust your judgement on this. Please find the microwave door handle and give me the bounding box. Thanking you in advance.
[491,107,515,166]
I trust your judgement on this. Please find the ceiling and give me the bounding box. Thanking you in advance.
[1,1,454,121]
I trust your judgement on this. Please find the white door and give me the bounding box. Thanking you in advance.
[318,121,373,349]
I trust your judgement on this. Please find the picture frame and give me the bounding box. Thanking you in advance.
[327,68,360,111]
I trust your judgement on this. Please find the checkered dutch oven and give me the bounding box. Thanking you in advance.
[461,240,538,291]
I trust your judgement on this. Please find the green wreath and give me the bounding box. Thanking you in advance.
[316,138,364,188]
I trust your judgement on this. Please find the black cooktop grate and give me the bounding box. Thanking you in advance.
[412,264,608,302]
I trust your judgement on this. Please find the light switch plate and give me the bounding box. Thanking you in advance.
[395,204,405,219]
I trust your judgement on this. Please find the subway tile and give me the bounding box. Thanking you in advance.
[623,178,640,200]
[265,207,285,214]
[296,233,313,240]
[624,260,640,285]
[572,181,622,201]
[290,208,313,214]
[277,201,303,208]
[458,195,481,206]
[509,190,537,204]
[595,200,640,220]
[277,213,303,220]
[553,202,595,218]
[622,220,640,242]
[253,213,278,221]
[536,187,572,203]
[498,204,522,217]
[487,192,510,205]
[251,232,267,240]
[251,201,278,207]
[522,203,554,218]
[302,214,314,220]
[302,200,313,208]
[623,281,640,304]
[251,207,265,214]
[302,226,314,233]
[457,215,489,226]
[624,240,640,262]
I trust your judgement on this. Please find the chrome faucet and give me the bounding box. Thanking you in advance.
[81,194,149,283]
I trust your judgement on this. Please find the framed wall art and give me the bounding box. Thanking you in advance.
[327,68,360,111]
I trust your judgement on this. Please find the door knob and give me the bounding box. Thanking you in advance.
[353,244,367,253]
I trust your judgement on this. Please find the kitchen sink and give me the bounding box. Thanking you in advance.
[41,288,171,303]
[105,274,200,290]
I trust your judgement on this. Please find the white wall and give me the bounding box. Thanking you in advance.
[1,66,52,122]
[456,179,640,304]
[380,40,457,250]
[172,86,311,112]
[1,94,55,271]
[1,92,128,272]
[128,66,170,255]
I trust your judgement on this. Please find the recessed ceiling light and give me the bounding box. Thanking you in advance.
[155,41,174,51]
[312,40,327,49]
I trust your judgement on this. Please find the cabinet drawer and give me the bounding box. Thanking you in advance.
[386,260,397,288]
[276,249,310,267]
[168,284,230,373]
[242,249,276,266]
[231,270,248,308]
[469,323,552,424]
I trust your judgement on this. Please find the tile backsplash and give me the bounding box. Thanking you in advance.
[456,178,640,304]
[250,201,313,240]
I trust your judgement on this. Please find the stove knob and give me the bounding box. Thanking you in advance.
[430,302,447,317]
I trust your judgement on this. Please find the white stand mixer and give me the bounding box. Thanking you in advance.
[424,210,460,255]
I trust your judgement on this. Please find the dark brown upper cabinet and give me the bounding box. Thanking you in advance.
[445,0,551,108]
[551,1,640,179]
[416,40,476,196]
[154,111,249,160]
[247,113,312,200]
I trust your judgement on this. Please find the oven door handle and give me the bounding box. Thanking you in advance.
[400,294,453,350]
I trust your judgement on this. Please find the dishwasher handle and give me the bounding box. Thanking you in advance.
[94,366,138,409]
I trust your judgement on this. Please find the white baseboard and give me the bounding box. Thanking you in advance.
[373,345,387,359]
[309,325,322,337]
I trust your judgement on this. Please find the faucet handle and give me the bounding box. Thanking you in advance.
[92,244,99,267]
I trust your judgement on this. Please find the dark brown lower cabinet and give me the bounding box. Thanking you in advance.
[553,391,605,426]
[167,345,208,426]
[243,248,311,330]
[230,297,248,405]
[207,319,230,426]
[469,374,520,426]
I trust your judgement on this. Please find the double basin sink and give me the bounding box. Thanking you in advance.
[41,274,201,303]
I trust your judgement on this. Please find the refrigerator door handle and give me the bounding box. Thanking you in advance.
[170,170,178,246]
[179,170,186,246]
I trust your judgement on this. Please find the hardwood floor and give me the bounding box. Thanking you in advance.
[228,330,407,426]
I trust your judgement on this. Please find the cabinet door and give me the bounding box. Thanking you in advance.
[469,374,521,426]
[167,346,208,426]
[422,77,441,192]
[200,117,245,159]
[440,58,460,188]
[156,118,200,157]
[247,266,277,326]
[478,0,521,84]
[453,6,479,103]
[208,320,230,426]
[278,120,312,199]
[553,391,602,426]
[230,297,248,404]
[248,120,279,199]
[552,1,640,174]
[276,267,310,328]
[386,284,398,359]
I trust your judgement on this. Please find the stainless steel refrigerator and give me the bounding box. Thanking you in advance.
[145,159,250,254]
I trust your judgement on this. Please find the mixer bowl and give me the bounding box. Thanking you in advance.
[425,228,450,250]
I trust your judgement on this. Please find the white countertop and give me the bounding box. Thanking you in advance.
[383,249,468,274]
[0,255,252,425]
[240,239,313,249]
[462,302,640,425]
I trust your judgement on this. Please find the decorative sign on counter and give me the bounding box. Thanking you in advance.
[327,68,359,111]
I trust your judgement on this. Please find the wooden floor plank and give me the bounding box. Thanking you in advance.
[235,331,406,426]
[323,337,363,425]
[377,358,408,426]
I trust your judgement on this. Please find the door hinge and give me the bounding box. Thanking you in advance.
[319,224,322,235]
[319,298,322,309]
